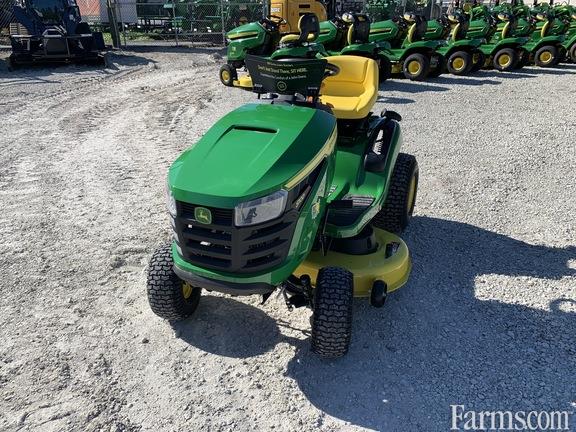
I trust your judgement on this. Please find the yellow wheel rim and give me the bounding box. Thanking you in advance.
[539,51,552,63]
[221,70,231,82]
[498,54,511,68]
[182,282,193,300]
[452,57,466,71]
[407,60,422,75]
[407,175,417,213]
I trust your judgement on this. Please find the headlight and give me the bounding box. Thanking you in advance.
[235,190,288,227]
[165,179,177,217]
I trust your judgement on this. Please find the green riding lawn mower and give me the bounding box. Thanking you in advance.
[459,2,526,71]
[368,12,447,80]
[422,6,485,75]
[220,12,393,87]
[489,0,567,67]
[148,54,418,358]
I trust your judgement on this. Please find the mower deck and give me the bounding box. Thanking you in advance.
[294,228,411,297]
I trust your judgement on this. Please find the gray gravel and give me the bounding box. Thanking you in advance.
[0,49,575,432]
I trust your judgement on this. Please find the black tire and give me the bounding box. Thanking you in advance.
[493,48,518,71]
[219,64,236,87]
[428,55,446,78]
[534,45,558,67]
[378,54,392,82]
[372,153,419,234]
[310,267,354,358]
[470,51,486,72]
[570,44,576,63]
[147,244,201,321]
[554,46,566,65]
[403,53,430,81]
[447,50,472,75]
[514,49,530,69]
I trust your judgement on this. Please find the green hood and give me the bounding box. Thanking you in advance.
[169,103,336,208]
[226,21,264,39]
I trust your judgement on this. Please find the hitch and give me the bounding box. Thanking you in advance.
[281,274,313,311]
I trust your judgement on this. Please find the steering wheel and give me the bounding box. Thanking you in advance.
[324,63,340,78]
[261,15,286,29]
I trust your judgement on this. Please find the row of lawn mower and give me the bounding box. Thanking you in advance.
[218,0,576,85]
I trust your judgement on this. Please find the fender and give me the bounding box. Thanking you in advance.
[562,33,576,50]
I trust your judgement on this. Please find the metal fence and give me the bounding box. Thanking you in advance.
[107,0,266,46]
[2,0,574,50]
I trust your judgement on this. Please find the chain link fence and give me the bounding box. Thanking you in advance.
[2,0,575,50]
[107,0,266,46]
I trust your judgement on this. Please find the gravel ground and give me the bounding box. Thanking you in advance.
[0,48,575,432]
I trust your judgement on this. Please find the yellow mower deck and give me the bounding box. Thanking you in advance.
[294,228,411,297]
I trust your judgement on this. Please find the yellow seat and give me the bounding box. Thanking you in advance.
[319,56,378,120]
[279,32,317,44]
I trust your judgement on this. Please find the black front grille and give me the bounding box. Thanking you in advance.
[174,202,298,274]
[174,160,327,274]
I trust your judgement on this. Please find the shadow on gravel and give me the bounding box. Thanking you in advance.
[285,216,575,431]
[432,75,502,86]
[377,96,416,105]
[382,80,450,94]
[172,296,299,358]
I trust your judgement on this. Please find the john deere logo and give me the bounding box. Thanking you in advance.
[194,207,212,225]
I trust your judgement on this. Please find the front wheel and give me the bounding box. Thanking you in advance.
[372,153,419,234]
[428,55,446,78]
[378,55,392,82]
[147,244,202,321]
[310,267,354,358]
[219,64,237,87]
[470,51,486,72]
[534,45,557,67]
[569,44,576,63]
[447,50,472,75]
[403,53,430,81]
[493,48,518,71]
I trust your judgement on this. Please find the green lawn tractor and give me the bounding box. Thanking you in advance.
[147,54,418,358]
[423,8,485,75]
[369,12,447,80]
[518,8,566,67]
[557,4,576,61]
[491,0,567,67]
[467,8,528,71]
[220,15,285,86]
[303,13,393,81]
[223,13,393,88]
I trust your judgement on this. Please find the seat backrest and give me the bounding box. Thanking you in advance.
[405,13,427,42]
[296,13,320,43]
[345,13,371,44]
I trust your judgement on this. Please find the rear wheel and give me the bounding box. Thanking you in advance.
[147,244,202,321]
[219,64,236,87]
[372,153,419,234]
[534,45,557,67]
[378,54,392,82]
[493,48,518,71]
[403,53,430,81]
[310,267,354,358]
[447,50,472,75]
